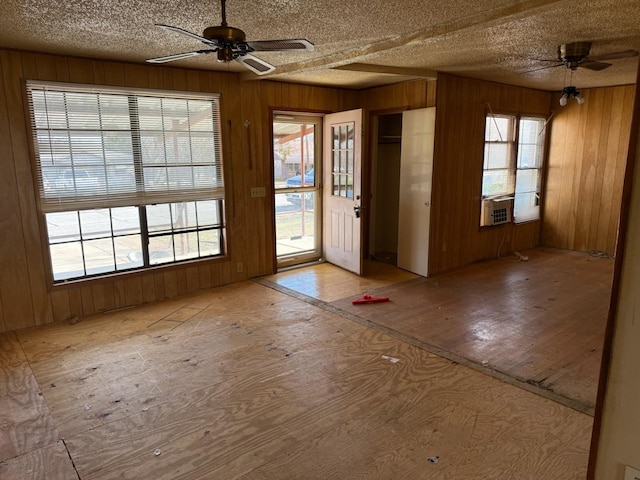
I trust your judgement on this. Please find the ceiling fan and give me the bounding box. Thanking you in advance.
[146,0,314,75]
[527,41,638,73]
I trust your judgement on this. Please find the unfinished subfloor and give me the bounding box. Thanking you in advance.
[0,247,607,479]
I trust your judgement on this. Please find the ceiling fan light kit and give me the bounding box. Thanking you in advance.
[560,85,585,106]
[146,0,314,75]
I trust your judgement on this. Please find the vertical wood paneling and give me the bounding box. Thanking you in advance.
[80,285,95,315]
[50,290,71,322]
[113,279,127,309]
[543,85,634,255]
[427,74,551,275]
[0,52,38,331]
[92,283,115,313]
[67,57,95,84]
[142,275,156,304]
[164,270,178,298]
[123,64,150,89]
[153,273,166,301]
[68,288,83,319]
[5,51,55,326]
[33,53,57,81]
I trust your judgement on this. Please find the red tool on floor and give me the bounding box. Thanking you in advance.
[352,294,390,305]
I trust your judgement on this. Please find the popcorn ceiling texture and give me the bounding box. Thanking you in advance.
[0,0,638,90]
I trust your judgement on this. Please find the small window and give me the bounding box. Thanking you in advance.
[26,81,226,283]
[481,113,546,226]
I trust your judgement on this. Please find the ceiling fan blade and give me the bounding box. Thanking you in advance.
[580,61,612,71]
[235,54,275,75]
[146,50,215,64]
[155,24,220,48]
[245,39,314,52]
[589,49,638,62]
[521,62,564,74]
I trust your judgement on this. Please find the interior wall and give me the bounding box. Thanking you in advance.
[0,48,356,333]
[593,71,640,479]
[543,84,635,256]
[429,73,553,275]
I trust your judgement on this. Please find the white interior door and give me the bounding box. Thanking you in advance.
[397,107,436,277]
[323,109,363,274]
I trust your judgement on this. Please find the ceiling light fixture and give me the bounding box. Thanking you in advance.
[560,85,585,106]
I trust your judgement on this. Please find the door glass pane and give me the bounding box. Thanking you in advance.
[331,122,354,198]
[274,192,316,257]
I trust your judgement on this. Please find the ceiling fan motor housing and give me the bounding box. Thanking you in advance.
[203,25,246,44]
[558,42,592,69]
[203,25,251,62]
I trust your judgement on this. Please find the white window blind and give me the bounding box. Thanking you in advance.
[26,82,224,213]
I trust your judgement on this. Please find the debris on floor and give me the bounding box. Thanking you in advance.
[352,294,390,305]
[427,456,440,464]
[381,355,400,364]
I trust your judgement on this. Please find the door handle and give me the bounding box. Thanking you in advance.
[353,205,361,218]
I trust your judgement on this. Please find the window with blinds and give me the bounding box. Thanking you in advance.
[26,81,226,282]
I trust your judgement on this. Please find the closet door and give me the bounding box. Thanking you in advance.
[397,107,436,277]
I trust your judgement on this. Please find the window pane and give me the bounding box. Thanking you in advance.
[50,242,84,281]
[483,144,510,169]
[149,235,175,265]
[174,232,200,261]
[514,192,540,223]
[196,200,221,226]
[80,209,111,240]
[485,116,512,141]
[47,212,80,244]
[482,170,511,196]
[199,230,221,256]
[83,239,115,275]
[147,204,172,233]
[171,202,198,230]
[112,207,140,236]
[515,169,539,194]
[115,235,142,270]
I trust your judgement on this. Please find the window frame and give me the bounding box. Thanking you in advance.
[480,111,547,227]
[26,81,227,284]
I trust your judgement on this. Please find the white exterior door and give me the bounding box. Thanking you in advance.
[323,109,363,274]
[397,107,436,277]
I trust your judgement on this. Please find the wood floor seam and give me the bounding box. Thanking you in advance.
[254,276,595,416]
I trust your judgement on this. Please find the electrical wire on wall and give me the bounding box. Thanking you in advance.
[244,120,253,170]
[497,228,528,263]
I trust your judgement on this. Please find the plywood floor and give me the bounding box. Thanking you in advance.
[265,248,613,414]
[1,260,596,479]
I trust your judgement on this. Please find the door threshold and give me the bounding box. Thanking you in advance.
[277,258,325,273]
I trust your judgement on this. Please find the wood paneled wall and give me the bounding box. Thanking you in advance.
[429,74,552,275]
[358,78,437,111]
[0,49,355,332]
[543,85,635,255]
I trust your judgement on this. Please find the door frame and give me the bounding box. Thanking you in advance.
[270,109,326,270]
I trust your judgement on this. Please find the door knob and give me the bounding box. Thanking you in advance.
[353,205,361,218]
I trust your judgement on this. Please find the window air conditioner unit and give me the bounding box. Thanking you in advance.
[482,198,512,226]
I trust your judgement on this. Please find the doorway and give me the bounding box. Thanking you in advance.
[368,108,436,277]
[370,113,403,266]
[272,114,322,268]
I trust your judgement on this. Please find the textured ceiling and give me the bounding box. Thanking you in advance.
[0,0,639,91]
